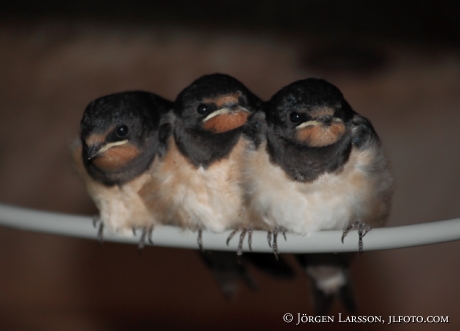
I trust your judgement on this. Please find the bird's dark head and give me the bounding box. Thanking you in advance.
[174,73,262,134]
[266,78,353,148]
[80,91,173,185]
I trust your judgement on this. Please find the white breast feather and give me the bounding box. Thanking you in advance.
[244,142,384,235]
[153,138,247,232]
[84,169,154,236]
[73,140,156,236]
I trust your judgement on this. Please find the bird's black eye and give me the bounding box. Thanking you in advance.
[289,112,301,123]
[116,125,129,137]
[197,104,208,115]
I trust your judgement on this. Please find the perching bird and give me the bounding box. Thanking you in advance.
[243,77,393,312]
[140,73,264,251]
[73,91,173,247]
[243,78,394,255]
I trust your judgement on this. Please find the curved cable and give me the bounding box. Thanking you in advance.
[0,203,459,253]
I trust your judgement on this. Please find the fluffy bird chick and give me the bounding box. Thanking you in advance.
[73,91,173,246]
[141,73,264,251]
[243,78,394,256]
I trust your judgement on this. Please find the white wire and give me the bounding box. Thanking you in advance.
[0,203,459,253]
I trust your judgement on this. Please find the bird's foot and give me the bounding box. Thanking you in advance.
[137,225,154,253]
[226,227,253,257]
[92,216,104,245]
[267,227,287,261]
[197,228,204,252]
[342,221,371,254]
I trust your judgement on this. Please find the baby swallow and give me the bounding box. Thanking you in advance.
[141,73,264,251]
[242,78,393,312]
[243,78,394,256]
[73,91,173,246]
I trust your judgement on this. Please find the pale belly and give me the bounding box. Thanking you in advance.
[72,140,152,236]
[87,170,154,235]
[149,137,248,232]
[244,143,383,235]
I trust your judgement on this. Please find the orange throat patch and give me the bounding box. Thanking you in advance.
[203,111,249,133]
[92,143,141,172]
[296,122,346,147]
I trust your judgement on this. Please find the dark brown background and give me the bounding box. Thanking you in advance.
[0,1,459,330]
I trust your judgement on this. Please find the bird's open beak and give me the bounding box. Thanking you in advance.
[86,140,129,160]
[201,105,251,133]
[203,106,249,122]
[86,143,103,160]
[296,116,340,129]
